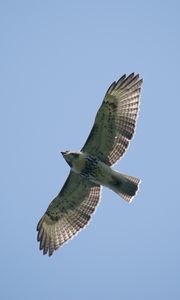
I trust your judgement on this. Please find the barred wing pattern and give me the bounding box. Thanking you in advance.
[82,73,143,166]
[37,171,101,256]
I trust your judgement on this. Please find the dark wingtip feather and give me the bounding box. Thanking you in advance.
[36,216,43,231]
[48,251,54,257]
[106,81,116,95]
[115,73,140,89]
[43,247,48,255]
[106,73,142,95]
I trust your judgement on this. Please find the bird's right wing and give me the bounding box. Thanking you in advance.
[81,73,143,166]
[37,171,101,256]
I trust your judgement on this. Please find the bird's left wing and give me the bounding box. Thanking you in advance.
[37,171,101,256]
[81,73,143,166]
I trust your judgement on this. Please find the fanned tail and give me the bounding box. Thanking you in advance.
[110,171,141,203]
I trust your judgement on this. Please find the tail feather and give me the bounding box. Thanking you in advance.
[110,172,141,203]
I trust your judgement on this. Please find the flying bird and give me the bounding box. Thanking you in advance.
[37,73,143,256]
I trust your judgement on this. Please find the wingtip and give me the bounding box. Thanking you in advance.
[106,81,116,95]
[106,73,143,95]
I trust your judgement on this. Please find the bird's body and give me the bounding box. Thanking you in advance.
[62,151,140,201]
[37,73,143,256]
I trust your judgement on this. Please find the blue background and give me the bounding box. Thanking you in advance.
[1,1,179,299]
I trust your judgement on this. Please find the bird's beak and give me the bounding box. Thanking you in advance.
[61,150,70,156]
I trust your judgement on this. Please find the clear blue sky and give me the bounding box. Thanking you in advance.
[1,1,180,299]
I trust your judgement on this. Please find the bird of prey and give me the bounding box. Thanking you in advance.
[37,73,143,256]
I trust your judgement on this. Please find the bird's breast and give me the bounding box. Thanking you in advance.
[72,153,113,187]
[72,157,86,174]
[79,155,108,184]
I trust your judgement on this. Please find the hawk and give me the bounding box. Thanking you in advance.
[37,73,143,256]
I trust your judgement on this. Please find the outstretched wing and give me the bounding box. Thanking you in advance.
[37,171,101,256]
[81,73,143,166]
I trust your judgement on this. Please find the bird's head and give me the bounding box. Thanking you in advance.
[61,151,80,167]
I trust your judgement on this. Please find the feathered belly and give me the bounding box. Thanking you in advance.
[80,156,112,186]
